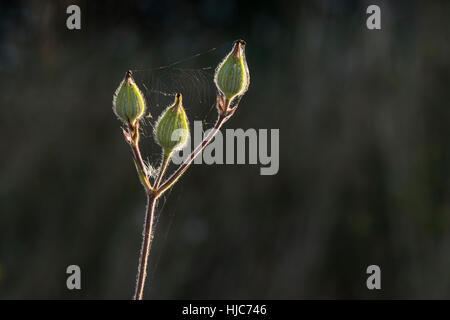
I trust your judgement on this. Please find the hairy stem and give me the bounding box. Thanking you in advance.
[133,106,233,300]
[157,113,227,196]
[134,193,157,300]
[130,142,152,191]
[154,153,171,189]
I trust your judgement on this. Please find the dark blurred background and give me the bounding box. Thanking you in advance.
[1,0,450,299]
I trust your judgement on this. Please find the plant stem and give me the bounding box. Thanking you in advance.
[133,109,232,300]
[157,113,227,196]
[154,153,171,189]
[134,192,157,300]
[130,141,152,191]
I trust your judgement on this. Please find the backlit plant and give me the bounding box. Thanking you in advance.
[112,40,250,300]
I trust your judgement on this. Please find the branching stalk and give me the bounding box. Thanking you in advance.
[132,111,230,300]
[123,125,152,192]
[114,39,250,300]
[157,113,227,196]
[154,153,171,189]
[130,142,151,191]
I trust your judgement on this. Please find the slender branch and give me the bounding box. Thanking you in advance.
[132,100,235,300]
[123,127,152,192]
[131,143,152,191]
[154,153,171,189]
[157,113,228,196]
[134,193,157,300]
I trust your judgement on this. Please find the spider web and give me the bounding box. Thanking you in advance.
[131,46,224,134]
[130,45,227,177]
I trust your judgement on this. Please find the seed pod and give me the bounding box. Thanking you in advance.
[214,40,250,102]
[155,93,189,155]
[113,70,146,126]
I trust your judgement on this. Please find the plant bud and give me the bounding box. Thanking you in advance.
[214,39,250,102]
[155,93,189,155]
[113,70,146,126]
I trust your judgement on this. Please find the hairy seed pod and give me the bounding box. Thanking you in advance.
[113,70,146,125]
[155,93,189,155]
[214,39,250,102]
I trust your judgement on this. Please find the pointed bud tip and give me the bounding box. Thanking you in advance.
[171,93,183,112]
[176,92,182,104]
[125,70,134,85]
[233,39,246,57]
[235,39,246,47]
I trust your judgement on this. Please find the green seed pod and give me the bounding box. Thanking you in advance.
[155,93,189,155]
[113,70,146,125]
[214,39,250,102]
